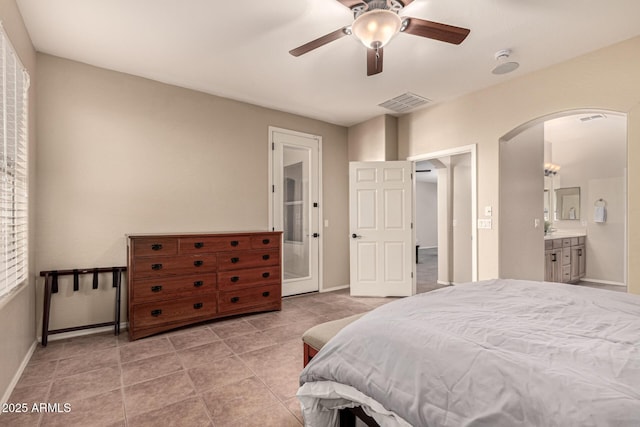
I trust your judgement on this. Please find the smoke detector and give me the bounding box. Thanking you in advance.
[492,49,520,75]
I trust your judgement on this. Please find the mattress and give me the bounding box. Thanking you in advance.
[298,279,640,426]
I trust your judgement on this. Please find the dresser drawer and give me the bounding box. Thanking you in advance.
[219,284,281,314]
[131,274,217,302]
[218,249,280,271]
[131,238,178,257]
[132,295,217,328]
[218,266,280,290]
[250,234,280,249]
[180,236,251,254]
[133,254,217,279]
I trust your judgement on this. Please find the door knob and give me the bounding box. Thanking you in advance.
[312,233,319,238]
[351,233,362,239]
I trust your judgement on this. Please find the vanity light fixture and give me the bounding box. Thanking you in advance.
[544,162,560,176]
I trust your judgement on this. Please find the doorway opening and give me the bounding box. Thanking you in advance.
[409,144,478,288]
[499,110,627,290]
[269,127,322,297]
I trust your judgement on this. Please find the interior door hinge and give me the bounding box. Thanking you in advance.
[411,222,413,229]
[411,272,414,278]
[272,142,275,150]
[272,185,275,193]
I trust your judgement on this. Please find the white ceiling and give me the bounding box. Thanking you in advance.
[15,0,640,127]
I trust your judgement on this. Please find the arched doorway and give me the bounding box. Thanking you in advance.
[499,110,627,289]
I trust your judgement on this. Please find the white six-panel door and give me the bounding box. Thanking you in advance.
[349,161,415,297]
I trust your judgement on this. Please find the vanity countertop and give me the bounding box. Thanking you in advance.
[544,231,586,240]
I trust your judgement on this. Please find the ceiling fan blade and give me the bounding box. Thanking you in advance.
[335,0,366,8]
[289,27,350,57]
[367,47,383,76]
[402,17,470,45]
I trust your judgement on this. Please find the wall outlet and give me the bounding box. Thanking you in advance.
[478,219,492,229]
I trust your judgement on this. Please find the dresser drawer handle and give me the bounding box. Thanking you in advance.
[262,272,270,278]
[193,281,204,287]
[230,276,240,283]
[194,260,204,267]
[230,296,240,303]
[151,285,162,293]
[151,244,163,251]
[194,242,204,249]
[151,309,162,317]
[262,254,270,261]
[231,240,239,247]
[262,291,270,297]
[262,239,270,245]
[231,257,240,264]
[151,263,163,271]
[193,303,203,309]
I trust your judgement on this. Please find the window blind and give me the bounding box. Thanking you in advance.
[0,23,29,297]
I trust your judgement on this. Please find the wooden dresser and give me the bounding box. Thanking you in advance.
[127,231,282,340]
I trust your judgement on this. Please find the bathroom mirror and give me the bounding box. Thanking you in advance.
[555,187,580,220]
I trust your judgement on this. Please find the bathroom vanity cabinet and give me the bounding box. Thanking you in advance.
[544,236,586,283]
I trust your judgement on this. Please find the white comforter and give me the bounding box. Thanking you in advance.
[298,279,640,426]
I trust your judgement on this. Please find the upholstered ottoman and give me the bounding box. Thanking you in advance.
[302,312,366,367]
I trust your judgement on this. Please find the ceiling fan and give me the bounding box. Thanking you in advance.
[289,0,470,76]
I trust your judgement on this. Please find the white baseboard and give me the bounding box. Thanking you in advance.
[38,321,129,343]
[581,278,626,287]
[1,340,37,406]
[437,280,452,286]
[418,246,437,250]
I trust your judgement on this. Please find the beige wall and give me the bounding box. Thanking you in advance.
[399,35,640,294]
[36,54,349,333]
[0,0,37,402]
[415,181,437,248]
[499,124,545,280]
[348,114,398,161]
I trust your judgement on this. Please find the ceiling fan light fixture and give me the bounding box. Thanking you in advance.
[352,10,402,49]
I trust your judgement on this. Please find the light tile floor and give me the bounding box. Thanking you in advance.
[1,289,397,427]
[2,255,624,427]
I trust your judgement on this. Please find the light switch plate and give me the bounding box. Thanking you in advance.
[477,219,492,229]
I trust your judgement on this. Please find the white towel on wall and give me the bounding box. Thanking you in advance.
[594,206,606,223]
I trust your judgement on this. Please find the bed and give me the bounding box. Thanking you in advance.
[297,279,640,426]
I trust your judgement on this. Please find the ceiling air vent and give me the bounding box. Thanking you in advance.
[579,114,607,122]
[379,92,431,113]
